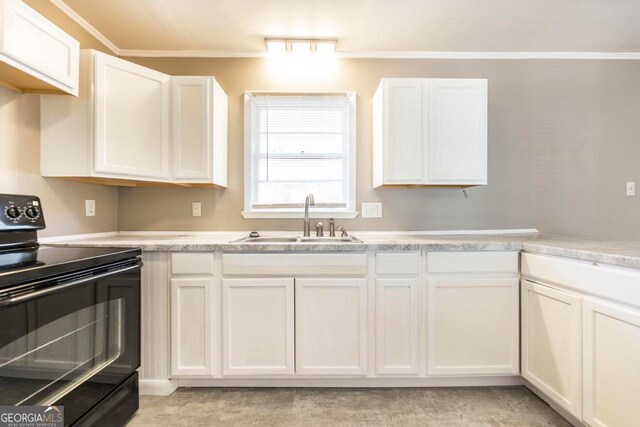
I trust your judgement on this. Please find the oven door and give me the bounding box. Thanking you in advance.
[0,259,141,425]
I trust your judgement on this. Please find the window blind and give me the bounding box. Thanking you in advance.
[249,93,352,209]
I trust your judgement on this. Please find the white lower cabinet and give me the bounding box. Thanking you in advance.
[521,280,582,419]
[375,278,420,375]
[222,278,295,376]
[171,278,214,376]
[427,277,519,375]
[295,278,368,375]
[583,298,640,427]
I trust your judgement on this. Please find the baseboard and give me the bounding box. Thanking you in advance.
[176,376,523,388]
[139,379,179,396]
[523,380,585,427]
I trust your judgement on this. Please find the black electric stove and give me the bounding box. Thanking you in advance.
[0,194,142,426]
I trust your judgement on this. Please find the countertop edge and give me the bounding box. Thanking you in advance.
[43,235,640,270]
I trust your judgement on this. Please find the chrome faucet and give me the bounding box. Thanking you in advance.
[303,194,315,237]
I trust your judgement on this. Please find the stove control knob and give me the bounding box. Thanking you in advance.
[25,206,40,219]
[5,206,21,219]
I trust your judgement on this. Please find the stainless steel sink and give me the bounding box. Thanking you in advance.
[297,236,363,243]
[230,235,363,244]
[231,236,299,243]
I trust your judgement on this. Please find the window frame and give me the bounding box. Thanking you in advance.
[242,91,358,219]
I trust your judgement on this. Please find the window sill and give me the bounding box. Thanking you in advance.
[241,210,360,219]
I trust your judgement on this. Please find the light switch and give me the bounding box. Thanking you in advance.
[626,182,636,196]
[192,201,202,217]
[362,202,383,218]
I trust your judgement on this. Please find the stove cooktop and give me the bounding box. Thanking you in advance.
[0,245,142,289]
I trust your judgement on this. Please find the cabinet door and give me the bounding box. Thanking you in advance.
[427,79,487,184]
[222,278,294,376]
[172,76,212,181]
[383,78,426,184]
[375,278,420,375]
[94,52,170,179]
[521,280,582,418]
[583,298,640,427]
[427,277,519,376]
[171,277,214,376]
[0,0,79,94]
[295,278,367,375]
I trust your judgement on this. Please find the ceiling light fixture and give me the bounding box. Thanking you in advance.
[265,39,287,55]
[315,41,336,56]
[265,38,337,56]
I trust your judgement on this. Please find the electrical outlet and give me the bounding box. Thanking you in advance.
[627,182,636,196]
[85,200,95,217]
[192,201,202,217]
[361,202,383,218]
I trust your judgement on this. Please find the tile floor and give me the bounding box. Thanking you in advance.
[127,386,570,426]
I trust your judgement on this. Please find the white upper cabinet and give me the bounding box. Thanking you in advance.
[427,79,487,184]
[93,53,170,179]
[373,79,425,184]
[172,76,228,186]
[373,78,487,187]
[41,50,228,186]
[0,0,79,95]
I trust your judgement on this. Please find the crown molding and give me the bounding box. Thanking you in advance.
[50,1,640,61]
[49,0,121,55]
[118,49,640,60]
[118,49,268,58]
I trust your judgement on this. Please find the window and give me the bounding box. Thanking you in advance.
[243,92,357,218]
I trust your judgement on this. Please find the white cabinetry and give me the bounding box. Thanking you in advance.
[427,79,487,183]
[521,279,582,419]
[94,52,170,179]
[41,50,170,182]
[171,278,214,376]
[373,78,487,187]
[41,50,228,186]
[522,252,640,426]
[426,252,519,376]
[583,298,640,427]
[0,0,79,95]
[172,76,227,186]
[373,79,425,184]
[295,278,367,375]
[170,253,215,377]
[375,252,421,375]
[222,278,294,376]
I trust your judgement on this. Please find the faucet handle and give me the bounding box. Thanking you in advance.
[329,218,335,237]
[316,222,324,237]
[338,226,348,237]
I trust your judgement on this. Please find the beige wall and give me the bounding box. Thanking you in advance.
[116,57,640,240]
[6,3,640,239]
[0,1,118,237]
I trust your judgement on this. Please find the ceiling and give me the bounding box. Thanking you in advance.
[56,0,640,55]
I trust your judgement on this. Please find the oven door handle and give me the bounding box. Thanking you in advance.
[0,264,142,307]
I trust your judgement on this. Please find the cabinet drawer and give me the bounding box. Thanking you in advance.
[223,253,367,276]
[427,251,518,276]
[376,252,420,275]
[171,252,215,275]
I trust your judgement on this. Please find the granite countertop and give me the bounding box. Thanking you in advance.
[43,232,640,269]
